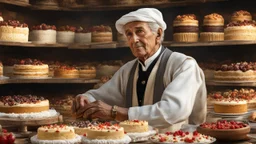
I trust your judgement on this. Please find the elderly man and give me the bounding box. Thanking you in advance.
[72,8,207,132]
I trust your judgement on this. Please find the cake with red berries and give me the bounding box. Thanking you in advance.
[91,25,112,42]
[119,120,148,133]
[214,62,256,81]
[0,20,29,42]
[13,59,49,79]
[150,130,215,143]
[212,98,247,114]
[30,23,57,44]
[173,14,199,42]
[224,20,256,41]
[79,65,96,79]
[75,26,91,43]
[231,10,252,22]
[54,65,79,78]
[57,25,76,44]
[200,13,224,41]
[69,120,99,135]
[198,120,250,141]
[0,95,49,113]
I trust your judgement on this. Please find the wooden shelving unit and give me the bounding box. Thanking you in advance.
[0,78,100,84]
[0,0,30,7]
[206,80,256,87]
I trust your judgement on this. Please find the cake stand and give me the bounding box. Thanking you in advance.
[0,114,63,138]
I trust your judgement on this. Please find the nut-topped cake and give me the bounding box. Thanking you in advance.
[231,10,252,22]
[0,20,29,42]
[13,58,49,79]
[30,23,57,44]
[200,13,224,41]
[91,25,113,42]
[57,25,76,44]
[0,95,49,113]
[224,20,256,40]
[173,14,199,42]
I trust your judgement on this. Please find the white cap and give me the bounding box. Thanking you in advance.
[115,8,167,34]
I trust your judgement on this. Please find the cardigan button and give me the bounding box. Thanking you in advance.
[141,81,146,85]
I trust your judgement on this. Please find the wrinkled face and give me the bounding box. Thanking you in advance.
[124,21,160,61]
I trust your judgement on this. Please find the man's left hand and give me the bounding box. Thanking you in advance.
[79,100,113,121]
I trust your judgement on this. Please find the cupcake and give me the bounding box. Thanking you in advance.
[173,14,199,42]
[200,13,224,41]
[231,10,252,22]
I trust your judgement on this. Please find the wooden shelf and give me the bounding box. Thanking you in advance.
[0,41,68,48]
[0,0,30,7]
[0,78,100,84]
[206,80,256,87]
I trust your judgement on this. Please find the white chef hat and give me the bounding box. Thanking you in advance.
[115,8,167,34]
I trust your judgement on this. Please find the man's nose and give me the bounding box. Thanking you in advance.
[131,34,139,43]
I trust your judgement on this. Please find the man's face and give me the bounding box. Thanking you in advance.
[124,21,159,61]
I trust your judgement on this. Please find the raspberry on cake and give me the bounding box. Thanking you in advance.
[57,25,76,44]
[75,26,91,43]
[78,65,96,79]
[119,120,148,133]
[30,23,57,44]
[13,58,49,79]
[224,20,256,41]
[0,95,49,113]
[69,120,99,135]
[54,65,79,78]
[214,62,256,81]
[200,13,224,41]
[173,14,199,42]
[231,10,252,22]
[0,20,29,43]
[91,25,113,42]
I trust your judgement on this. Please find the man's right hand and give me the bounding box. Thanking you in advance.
[71,94,89,114]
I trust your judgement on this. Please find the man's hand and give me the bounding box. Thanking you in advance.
[72,94,90,115]
[79,100,113,121]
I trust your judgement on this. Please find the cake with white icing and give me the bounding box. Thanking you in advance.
[57,25,76,44]
[0,95,49,113]
[54,65,79,78]
[0,20,29,43]
[91,25,112,42]
[13,59,49,79]
[119,120,148,133]
[30,23,57,44]
[212,98,247,114]
[75,26,91,43]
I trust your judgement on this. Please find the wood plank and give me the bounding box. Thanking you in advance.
[89,42,117,49]
[68,43,91,49]
[0,41,68,48]
[0,78,100,84]
[0,0,30,7]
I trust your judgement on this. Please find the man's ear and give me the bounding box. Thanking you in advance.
[156,28,163,43]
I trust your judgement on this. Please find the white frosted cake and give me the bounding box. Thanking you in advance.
[57,25,76,44]
[75,26,91,43]
[31,23,57,44]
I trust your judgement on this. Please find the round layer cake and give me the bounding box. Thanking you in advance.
[86,122,124,140]
[173,14,199,42]
[224,20,256,41]
[119,120,148,133]
[231,10,252,22]
[31,23,57,44]
[54,65,79,78]
[57,25,76,44]
[13,59,49,79]
[0,20,29,43]
[75,26,91,43]
[0,95,49,113]
[200,13,224,41]
[50,95,73,117]
[69,120,99,135]
[213,98,247,114]
[79,65,96,79]
[37,124,76,140]
[91,25,112,42]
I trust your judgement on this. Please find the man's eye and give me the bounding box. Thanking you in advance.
[137,30,143,33]
[126,32,132,37]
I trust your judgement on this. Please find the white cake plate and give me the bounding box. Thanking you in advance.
[30,134,81,144]
[81,135,131,144]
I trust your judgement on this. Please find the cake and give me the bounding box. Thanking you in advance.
[37,124,76,140]
[0,20,29,43]
[200,13,224,41]
[224,20,256,41]
[57,25,76,44]
[44,60,61,77]
[119,120,148,133]
[75,26,91,43]
[0,95,49,113]
[0,61,2,77]
[13,59,49,79]
[30,23,57,44]
[150,130,215,143]
[199,62,219,80]
[50,95,73,116]
[2,58,19,77]
[69,120,99,135]
[231,10,252,22]
[79,65,96,79]
[212,98,247,114]
[96,60,123,78]
[173,14,199,42]
[0,128,15,144]
[91,25,112,42]
[85,122,124,140]
[214,62,256,81]
[54,65,79,78]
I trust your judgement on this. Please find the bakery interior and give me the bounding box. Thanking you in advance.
[1,0,256,143]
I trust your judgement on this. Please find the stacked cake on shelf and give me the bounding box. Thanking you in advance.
[75,26,91,43]
[30,23,57,44]
[91,25,113,42]
[54,65,79,78]
[57,25,76,44]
